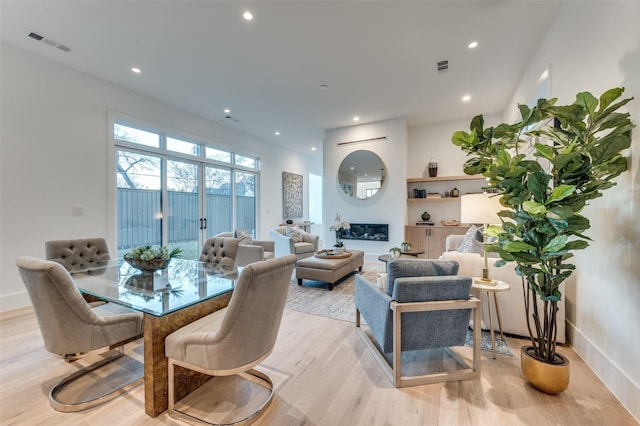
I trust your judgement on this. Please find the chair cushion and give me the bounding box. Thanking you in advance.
[294,242,315,254]
[386,258,459,296]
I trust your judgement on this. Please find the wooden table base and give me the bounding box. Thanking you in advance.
[143,291,233,417]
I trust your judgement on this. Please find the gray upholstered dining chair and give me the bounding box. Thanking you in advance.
[45,237,111,271]
[355,258,481,387]
[15,257,144,412]
[165,254,297,425]
[200,236,240,266]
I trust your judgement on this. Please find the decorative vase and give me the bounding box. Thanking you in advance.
[421,211,431,221]
[520,346,570,394]
[451,187,460,197]
[428,158,438,177]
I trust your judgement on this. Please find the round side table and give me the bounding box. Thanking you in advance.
[472,278,510,359]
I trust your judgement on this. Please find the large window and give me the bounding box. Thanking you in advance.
[113,120,259,259]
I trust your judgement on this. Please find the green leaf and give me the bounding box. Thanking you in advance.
[504,241,536,253]
[546,206,574,220]
[575,91,598,118]
[534,143,555,161]
[597,87,623,114]
[470,115,484,135]
[451,130,470,147]
[543,235,568,253]
[523,201,547,216]
[563,240,589,251]
[527,170,550,202]
[548,185,576,203]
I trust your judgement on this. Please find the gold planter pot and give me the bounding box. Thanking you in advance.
[520,346,570,394]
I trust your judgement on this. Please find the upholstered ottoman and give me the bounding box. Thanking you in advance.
[296,250,364,290]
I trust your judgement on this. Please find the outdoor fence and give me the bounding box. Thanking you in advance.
[117,188,255,249]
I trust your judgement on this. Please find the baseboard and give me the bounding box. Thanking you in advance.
[0,304,33,321]
[567,320,640,422]
[0,291,31,316]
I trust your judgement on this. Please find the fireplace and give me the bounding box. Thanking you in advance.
[338,223,388,242]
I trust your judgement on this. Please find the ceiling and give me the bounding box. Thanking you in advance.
[0,1,559,156]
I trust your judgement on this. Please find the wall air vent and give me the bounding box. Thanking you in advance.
[336,136,387,147]
[27,31,72,53]
[437,60,449,73]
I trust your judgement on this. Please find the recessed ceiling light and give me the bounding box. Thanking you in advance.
[243,11,253,21]
[319,84,328,90]
[131,67,141,74]
[468,41,478,49]
[350,166,355,170]
[311,147,317,151]
[353,116,360,122]
[462,94,471,102]
[275,131,280,136]
[224,108,231,114]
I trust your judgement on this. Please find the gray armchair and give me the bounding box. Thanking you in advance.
[215,232,275,266]
[45,237,110,271]
[355,258,481,387]
[165,254,297,425]
[200,236,240,266]
[269,225,319,261]
[15,257,144,411]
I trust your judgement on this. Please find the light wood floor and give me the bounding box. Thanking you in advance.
[0,307,637,425]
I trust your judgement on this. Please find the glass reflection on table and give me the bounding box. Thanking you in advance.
[71,258,240,317]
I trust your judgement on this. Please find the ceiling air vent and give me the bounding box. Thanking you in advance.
[27,31,72,53]
[437,60,449,73]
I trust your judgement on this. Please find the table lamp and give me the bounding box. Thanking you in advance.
[460,192,502,284]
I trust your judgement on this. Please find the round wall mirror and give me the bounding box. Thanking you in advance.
[337,150,386,200]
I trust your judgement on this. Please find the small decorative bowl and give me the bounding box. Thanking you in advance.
[124,257,171,273]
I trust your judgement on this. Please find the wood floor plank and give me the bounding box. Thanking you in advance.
[0,307,637,425]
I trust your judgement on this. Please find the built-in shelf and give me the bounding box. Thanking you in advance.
[406,174,485,183]
[407,197,461,203]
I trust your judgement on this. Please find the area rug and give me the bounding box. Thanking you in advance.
[285,262,512,356]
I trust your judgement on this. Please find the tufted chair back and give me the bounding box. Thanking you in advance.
[45,238,111,271]
[199,237,239,266]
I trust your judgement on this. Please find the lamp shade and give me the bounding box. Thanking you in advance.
[460,193,502,224]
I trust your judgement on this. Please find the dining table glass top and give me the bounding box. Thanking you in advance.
[71,258,240,317]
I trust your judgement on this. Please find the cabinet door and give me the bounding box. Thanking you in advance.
[404,226,428,258]
[428,226,469,257]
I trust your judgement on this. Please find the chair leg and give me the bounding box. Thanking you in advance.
[49,346,143,412]
[168,359,274,426]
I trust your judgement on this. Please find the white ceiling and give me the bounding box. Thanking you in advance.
[1,1,559,156]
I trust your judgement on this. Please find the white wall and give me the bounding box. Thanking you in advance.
[407,115,500,224]
[505,2,640,419]
[0,43,318,310]
[324,119,407,259]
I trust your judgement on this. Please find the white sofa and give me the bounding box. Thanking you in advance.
[441,234,565,343]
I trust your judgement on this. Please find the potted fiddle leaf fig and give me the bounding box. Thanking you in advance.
[452,87,634,394]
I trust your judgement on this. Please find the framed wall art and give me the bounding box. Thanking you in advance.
[282,171,303,218]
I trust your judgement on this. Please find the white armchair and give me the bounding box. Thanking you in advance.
[214,232,275,266]
[269,226,319,261]
[441,234,566,342]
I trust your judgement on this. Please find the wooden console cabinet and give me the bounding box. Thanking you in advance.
[404,225,470,259]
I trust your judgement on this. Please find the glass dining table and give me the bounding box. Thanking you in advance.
[71,258,240,417]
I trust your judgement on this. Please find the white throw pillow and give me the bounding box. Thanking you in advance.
[234,229,253,245]
[288,226,303,243]
[457,225,485,255]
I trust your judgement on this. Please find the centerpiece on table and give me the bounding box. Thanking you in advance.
[329,213,350,253]
[124,244,182,273]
